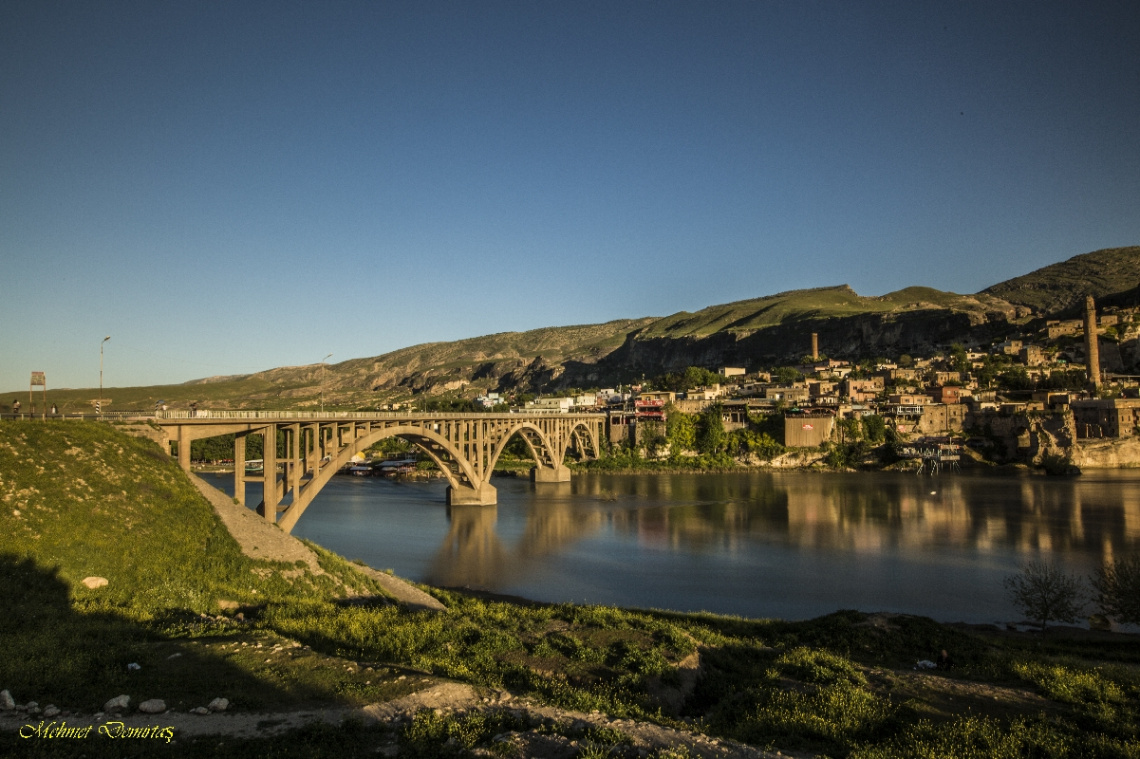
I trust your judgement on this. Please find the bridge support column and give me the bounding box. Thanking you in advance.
[233,433,246,506]
[288,423,301,495]
[177,426,191,472]
[531,464,571,483]
[447,481,497,506]
[259,426,278,522]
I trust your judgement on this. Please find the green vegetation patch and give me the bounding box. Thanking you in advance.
[260,592,698,719]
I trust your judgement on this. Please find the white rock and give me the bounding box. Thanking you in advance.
[103,695,130,713]
[127,662,141,671]
[0,690,14,710]
[207,697,229,712]
[42,705,61,718]
[138,699,166,714]
[190,706,210,715]
[82,576,109,589]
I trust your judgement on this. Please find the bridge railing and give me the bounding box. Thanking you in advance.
[1,412,156,421]
[153,409,605,421]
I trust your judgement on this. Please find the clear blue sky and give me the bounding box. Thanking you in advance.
[3,1,1139,391]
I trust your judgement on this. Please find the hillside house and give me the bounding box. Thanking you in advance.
[841,377,884,403]
[1071,398,1140,438]
[915,403,967,435]
[784,411,835,447]
[1019,346,1046,366]
[928,385,963,404]
[1046,320,1083,338]
[686,384,723,402]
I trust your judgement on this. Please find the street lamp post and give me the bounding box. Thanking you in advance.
[320,353,332,413]
[99,336,110,417]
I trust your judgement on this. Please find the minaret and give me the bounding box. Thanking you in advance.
[1085,295,1101,390]
[811,333,819,361]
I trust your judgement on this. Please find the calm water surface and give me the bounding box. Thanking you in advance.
[203,470,1140,624]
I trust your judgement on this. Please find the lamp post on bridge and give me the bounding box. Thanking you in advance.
[320,353,332,413]
[99,336,110,417]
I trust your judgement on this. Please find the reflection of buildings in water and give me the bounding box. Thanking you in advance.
[433,474,1140,589]
[584,473,1140,563]
[777,474,1140,562]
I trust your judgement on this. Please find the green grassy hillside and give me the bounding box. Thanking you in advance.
[982,246,1140,314]
[2,421,1139,758]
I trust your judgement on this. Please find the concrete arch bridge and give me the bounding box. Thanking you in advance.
[155,410,603,533]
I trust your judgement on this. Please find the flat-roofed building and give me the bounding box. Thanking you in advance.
[841,377,884,403]
[1020,346,1046,366]
[784,411,835,447]
[915,403,967,435]
[1072,398,1140,438]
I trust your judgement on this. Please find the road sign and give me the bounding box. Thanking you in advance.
[30,372,45,386]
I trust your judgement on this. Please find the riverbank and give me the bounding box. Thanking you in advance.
[3,422,1139,758]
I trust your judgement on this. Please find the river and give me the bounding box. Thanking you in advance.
[200,469,1140,624]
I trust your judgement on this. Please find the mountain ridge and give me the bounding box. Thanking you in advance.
[15,246,1140,409]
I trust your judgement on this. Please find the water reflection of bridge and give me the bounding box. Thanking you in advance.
[428,487,606,589]
[154,410,602,533]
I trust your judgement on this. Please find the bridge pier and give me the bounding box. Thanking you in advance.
[447,481,497,506]
[531,464,572,483]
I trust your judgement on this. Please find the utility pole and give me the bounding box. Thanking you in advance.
[99,336,110,416]
[321,353,332,413]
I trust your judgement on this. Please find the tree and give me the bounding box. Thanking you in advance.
[1091,555,1140,625]
[861,414,887,443]
[948,343,969,375]
[772,366,803,385]
[696,404,727,455]
[665,406,696,454]
[1003,560,1085,630]
[997,368,1034,392]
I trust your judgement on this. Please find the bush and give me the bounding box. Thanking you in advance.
[1003,560,1086,630]
[1091,554,1140,625]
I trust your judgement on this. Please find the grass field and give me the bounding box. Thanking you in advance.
[2,421,1138,757]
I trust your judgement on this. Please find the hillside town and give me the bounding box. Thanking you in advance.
[482,296,1140,469]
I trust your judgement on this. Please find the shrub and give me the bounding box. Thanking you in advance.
[1091,554,1140,625]
[1003,560,1086,630]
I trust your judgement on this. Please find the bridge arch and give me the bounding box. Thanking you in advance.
[278,425,486,532]
[486,422,560,473]
[155,411,605,534]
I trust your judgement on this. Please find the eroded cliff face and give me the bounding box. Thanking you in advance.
[553,307,1016,388]
[968,410,1140,470]
[1072,437,1140,469]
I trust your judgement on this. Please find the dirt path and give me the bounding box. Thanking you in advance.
[0,684,789,758]
[188,473,444,611]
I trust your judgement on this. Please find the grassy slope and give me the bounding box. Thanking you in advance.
[637,285,1014,339]
[982,246,1140,314]
[2,421,1139,758]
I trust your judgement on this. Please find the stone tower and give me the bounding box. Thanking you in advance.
[1085,295,1101,390]
[811,332,819,361]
